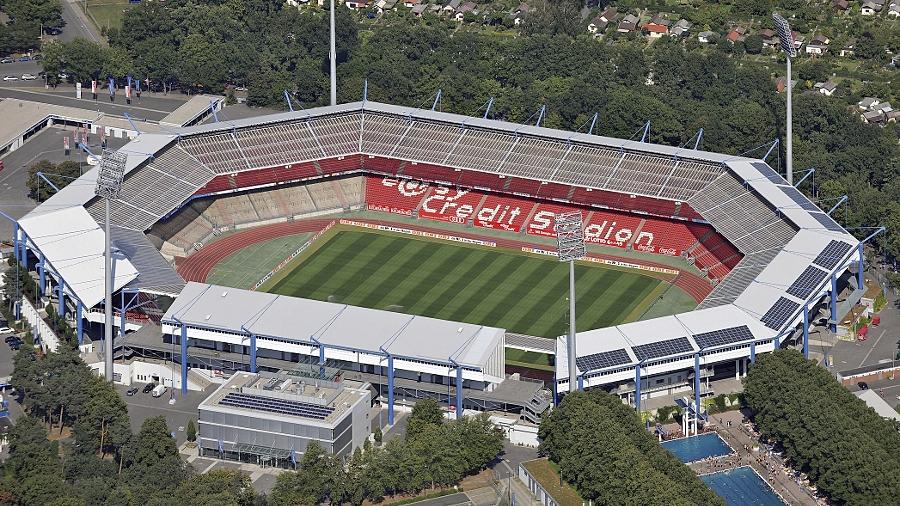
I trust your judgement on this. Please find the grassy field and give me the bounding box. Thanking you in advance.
[207,232,312,289]
[85,0,133,32]
[263,229,675,339]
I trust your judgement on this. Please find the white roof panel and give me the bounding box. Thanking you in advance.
[18,207,138,307]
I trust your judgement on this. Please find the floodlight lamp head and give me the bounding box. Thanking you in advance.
[555,212,586,262]
[772,13,797,58]
[94,149,127,199]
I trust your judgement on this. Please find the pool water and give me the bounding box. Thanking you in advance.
[661,432,732,463]
[701,467,785,505]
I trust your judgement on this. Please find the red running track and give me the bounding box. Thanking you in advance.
[176,217,714,303]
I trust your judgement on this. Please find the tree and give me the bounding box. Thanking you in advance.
[406,398,444,439]
[186,419,197,443]
[5,416,60,481]
[744,34,764,54]
[75,376,132,458]
[173,469,257,506]
[123,416,187,493]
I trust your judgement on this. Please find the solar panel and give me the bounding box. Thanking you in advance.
[576,349,631,373]
[813,240,853,269]
[786,265,829,299]
[220,392,335,420]
[760,297,800,330]
[778,185,819,212]
[632,337,694,361]
[809,212,844,232]
[751,162,784,184]
[693,326,754,349]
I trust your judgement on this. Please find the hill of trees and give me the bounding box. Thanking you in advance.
[743,350,900,504]
[538,391,724,506]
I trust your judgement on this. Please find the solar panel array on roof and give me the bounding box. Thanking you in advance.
[750,162,784,184]
[219,392,335,420]
[632,337,694,361]
[761,297,801,330]
[809,212,844,232]
[692,326,754,349]
[813,240,853,270]
[779,185,819,212]
[786,265,829,300]
[576,349,632,373]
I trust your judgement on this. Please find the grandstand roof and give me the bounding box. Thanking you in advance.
[17,207,139,307]
[162,282,504,369]
[159,94,226,127]
[0,98,100,151]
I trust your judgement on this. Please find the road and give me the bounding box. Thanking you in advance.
[59,0,102,43]
[0,86,187,122]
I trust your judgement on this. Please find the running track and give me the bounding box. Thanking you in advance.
[175,217,715,303]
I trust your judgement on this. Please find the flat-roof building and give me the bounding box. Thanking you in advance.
[198,371,372,464]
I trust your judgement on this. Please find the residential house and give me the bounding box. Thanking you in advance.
[345,0,371,8]
[875,102,893,113]
[759,28,777,48]
[410,3,426,16]
[617,14,639,33]
[775,77,797,93]
[887,110,900,123]
[726,26,746,43]
[643,22,669,38]
[791,31,805,52]
[454,1,475,21]
[403,0,419,7]
[698,31,716,43]
[862,110,885,124]
[861,1,879,15]
[649,14,671,27]
[814,81,838,96]
[588,17,608,35]
[670,19,691,37]
[512,3,529,25]
[858,97,880,110]
[376,0,398,11]
[889,2,900,16]
[599,7,617,23]
[832,0,849,10]
[443,0,460,13]
[806,34,829,55]
[840,39,855,57]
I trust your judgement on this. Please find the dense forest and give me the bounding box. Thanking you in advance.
[34,1,900,263]
[743,350,900,504]
[538,391,724,506]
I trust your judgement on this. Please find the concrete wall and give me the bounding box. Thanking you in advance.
[20,297,60,353]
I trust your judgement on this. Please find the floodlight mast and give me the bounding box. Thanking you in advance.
[329,0,337,106]
[555,212,586,393]
[773,13,797,185]
[95,150,127,382]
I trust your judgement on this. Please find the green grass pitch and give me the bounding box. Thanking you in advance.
[264,229,669,339]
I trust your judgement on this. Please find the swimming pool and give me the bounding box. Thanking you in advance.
[701,466,785,505]
[661,432,732,463]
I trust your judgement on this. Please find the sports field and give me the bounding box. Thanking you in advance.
[259,228,689,339]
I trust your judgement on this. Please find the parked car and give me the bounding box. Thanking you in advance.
[2,75,18,81]
[16,56,30,62]
[20,73,36,80]
[0,327,13,335]
[0,58,13,64]
[9,340,21,351]
[126,387,139,396]
[142,383,156,394]
[4,334,19,343]
[151,384,167,397]
[857,381,869,390]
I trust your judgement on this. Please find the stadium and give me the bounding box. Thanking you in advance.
[12,100,866,426]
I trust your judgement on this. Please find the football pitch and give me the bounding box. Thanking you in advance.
[259,228,686,339]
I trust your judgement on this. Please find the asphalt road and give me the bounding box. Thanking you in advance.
[59,0,102,43]
[0,86,187,122]
[117,382,209,445]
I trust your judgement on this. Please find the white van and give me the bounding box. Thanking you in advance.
[151,384,167,398]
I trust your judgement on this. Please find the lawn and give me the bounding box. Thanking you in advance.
[86,0,133,32]
[263,229,670,339]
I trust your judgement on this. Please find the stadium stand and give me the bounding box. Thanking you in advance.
[234,122,323,167]
[419,185,485,225]
[475,193,536,232]
[149,202,215,256]
[180,131,249,174]
[632,218,698,257]
[583,209,647,249]
[366,176,429,217]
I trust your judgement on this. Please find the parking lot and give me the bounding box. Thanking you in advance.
[115,383,210,445]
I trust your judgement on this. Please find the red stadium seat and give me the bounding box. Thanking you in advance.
[633,219,698,257]
[525,202,581,238]
[317,156,362,175]
[473,193,535,233]
[582,209,643,249]
[505,177,543,197]
[365,176,430,217]
[418,184,484,225]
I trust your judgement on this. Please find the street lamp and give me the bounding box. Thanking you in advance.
[329,0,337,106]
[555,212,585,393]
[773,13,797,185]
[94,149,127,382]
